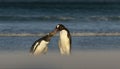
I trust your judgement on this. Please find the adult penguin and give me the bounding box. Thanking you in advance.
[55,24,71,55]
[30,31,56,55]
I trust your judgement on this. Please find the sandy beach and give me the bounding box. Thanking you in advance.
[0,50,120,69]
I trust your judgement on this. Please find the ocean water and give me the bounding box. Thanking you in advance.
[0,2,120,51]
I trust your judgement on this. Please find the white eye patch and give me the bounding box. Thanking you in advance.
[57,25,60,28]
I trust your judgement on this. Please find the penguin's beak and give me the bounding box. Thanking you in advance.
[49,28,58,37]
[54,28,59,33]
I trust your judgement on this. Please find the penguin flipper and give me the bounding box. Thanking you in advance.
[30,41,40,54]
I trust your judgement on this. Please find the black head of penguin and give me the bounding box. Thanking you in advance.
[55,24,70,34]
[55,24,66,31]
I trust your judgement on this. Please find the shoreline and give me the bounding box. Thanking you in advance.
[1,32,120,37]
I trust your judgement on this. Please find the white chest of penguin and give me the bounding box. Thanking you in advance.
[59,30,69,46]
[34,40,49,54]
[37,41,49,50]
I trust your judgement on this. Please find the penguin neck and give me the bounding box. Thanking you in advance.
[42,35,51,42]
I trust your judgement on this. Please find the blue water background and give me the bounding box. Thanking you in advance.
[0,2,120,51]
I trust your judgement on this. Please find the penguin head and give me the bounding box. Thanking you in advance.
[43,32,54,42]
[55,24,65,31]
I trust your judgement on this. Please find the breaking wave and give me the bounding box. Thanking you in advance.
[1,32,120,37]
[0,15,75,21]
[1,15,120,21]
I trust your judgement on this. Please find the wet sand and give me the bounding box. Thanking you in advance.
[0,50,120,69]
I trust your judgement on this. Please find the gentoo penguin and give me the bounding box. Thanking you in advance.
[55,24,71,55]
[30,31,56,55]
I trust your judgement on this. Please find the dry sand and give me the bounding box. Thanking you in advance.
[0,50,120,69]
